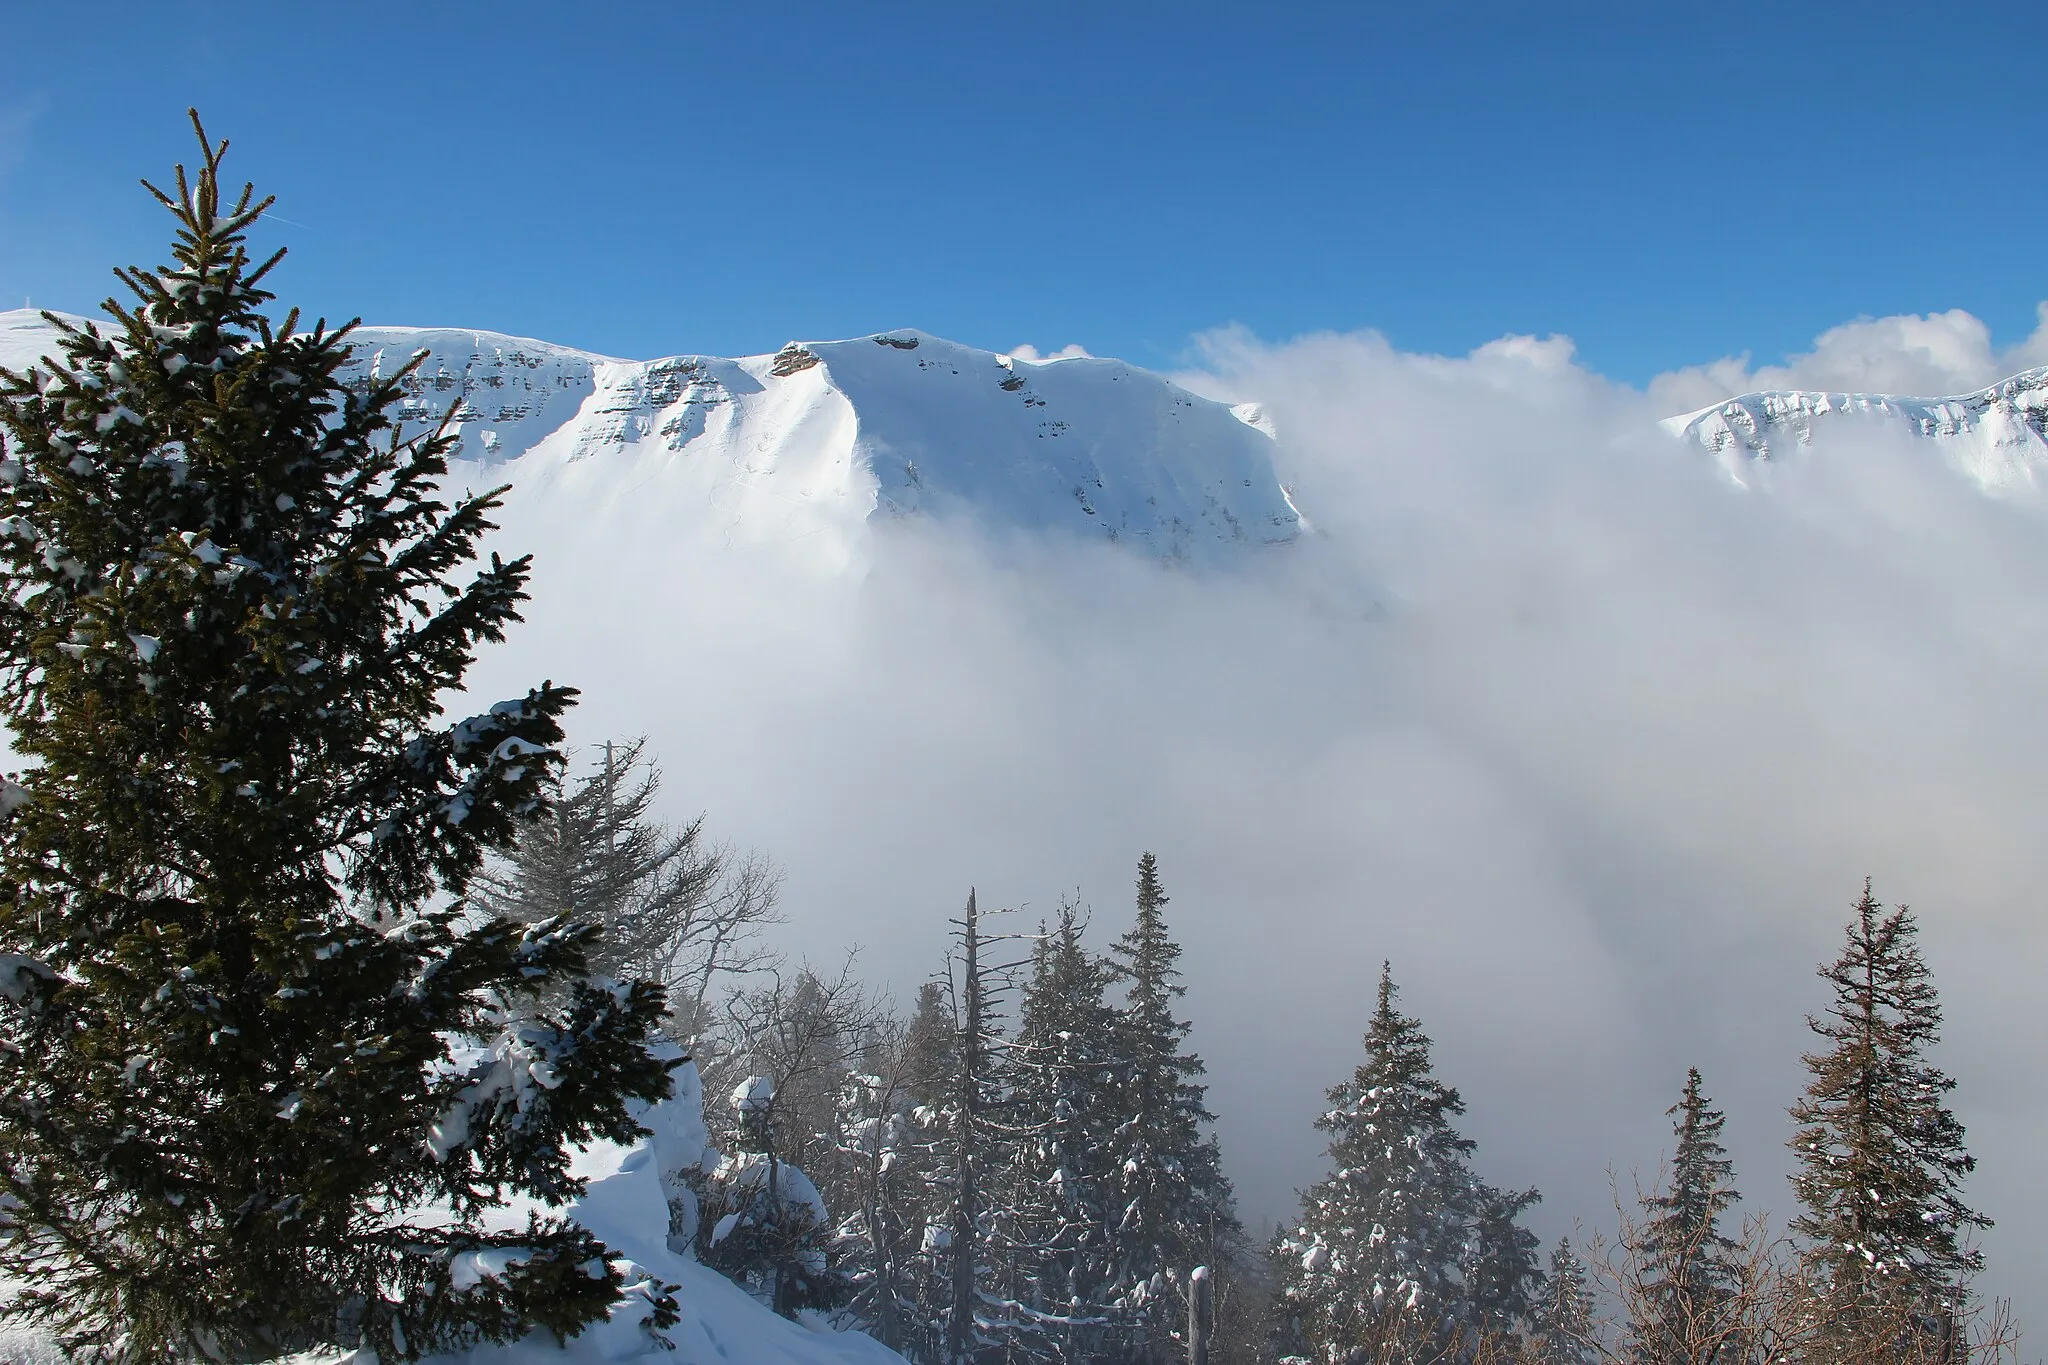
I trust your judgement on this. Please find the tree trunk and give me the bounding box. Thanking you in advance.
[1188,1265,1213,1365]
[948,889,981,1365]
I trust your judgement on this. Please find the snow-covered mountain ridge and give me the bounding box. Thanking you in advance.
[0,311,1303,567]
[1664,364,2048,489]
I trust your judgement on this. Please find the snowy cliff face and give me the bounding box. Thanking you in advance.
[0,312,1301,568]
[1664,366,2048,491]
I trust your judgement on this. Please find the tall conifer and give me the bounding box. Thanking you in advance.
[1631,1068,1741,1364]
[1533,1238,1597,1365]
[0,119,673,1359]
[1007,901,1124,1360]
[1276,963,1539,1359]
[1788,883,1986,1330]
[1106,852,1236,1362]
[1277,963,1479,1355]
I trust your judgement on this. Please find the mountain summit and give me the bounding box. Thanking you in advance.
[1664,365,2048,490]
[0,312,1301,567]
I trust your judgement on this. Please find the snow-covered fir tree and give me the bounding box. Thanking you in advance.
[887,978,970,1363]
[1275,962,1537,1361]
[1533,1238,1597,1365]
[0,119,674,1360]
[908,890,1029,1364]
[1105,853,1239,1363]
[1463,1182,1543,1337]
[705,960,878,1180]
[1003,900,1127,1361]
[1629,1068,1742,1365]
[1789,883,1987,1343]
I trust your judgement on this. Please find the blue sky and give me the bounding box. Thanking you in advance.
[4,2,2043,383]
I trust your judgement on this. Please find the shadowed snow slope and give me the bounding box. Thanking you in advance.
[0,312,1303,570]
[1665,365,2048,490]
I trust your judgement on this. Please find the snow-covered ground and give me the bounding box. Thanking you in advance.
[0,1058,902,1365]
[424,1060,901,1365]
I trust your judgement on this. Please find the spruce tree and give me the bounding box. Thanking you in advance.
[893,978,967,1364]
[1105,852,1238,1363]
[1788,882,1987,1330]
[1533,1238,1597,1365]
[1463,1182,1543,1337]
[0,119,673,1360]
[1631,1068,1741,1364]
[694,1074,850,1319]
[1276,962,1475,1352]
[908,890,1026,1364]
[1276,962,1536,1358]
[1006,901,1125,1360]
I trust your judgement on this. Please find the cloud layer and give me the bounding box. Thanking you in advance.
[1648,303,2048,414]
[462,307,2048,1312]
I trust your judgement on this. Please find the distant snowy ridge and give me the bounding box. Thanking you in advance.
[1664,365,2048,490]
[0,311,1303,567]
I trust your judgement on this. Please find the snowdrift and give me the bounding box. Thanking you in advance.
[419,1057,902,1365]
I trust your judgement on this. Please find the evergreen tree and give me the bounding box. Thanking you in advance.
[469,736,779,1017]
[900,979,963,1112]
[898,890,1027,1364]
[1788,883,1987,1330]
[1631,1069,1741,1364]
[891,978,968,1364]
[1006,901,1126,1361]
[1463,1182,1543,1337]
[1105,852,1238,1362]
[1533,1238,1598,1365]
[1275,962,1536,1360]
[0,118,674,1359]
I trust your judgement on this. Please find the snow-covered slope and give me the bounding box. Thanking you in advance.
[0,312,1302,567]
[1664,366,2048,490]
[433,1058,902,1365]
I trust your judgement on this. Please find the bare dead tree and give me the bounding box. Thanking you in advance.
[701,952,887,1174]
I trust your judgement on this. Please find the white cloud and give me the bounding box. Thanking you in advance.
[1004,341,1093,363]
[1648,304,2048,414]
[0,95,47,185]
[459,309,2048,1312]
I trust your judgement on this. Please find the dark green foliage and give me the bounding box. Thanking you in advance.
[0,118,673,1361]
[1788,882,1987,1325]
[884,979,967,1362]
[1004,900,1126,1358]
[1105,852,1239,1360]
[1631,1068,1742,1363]
[1275,963,1540,1360]
[1463,1183,1543,1336]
